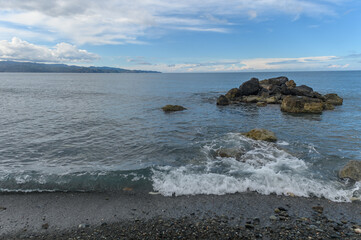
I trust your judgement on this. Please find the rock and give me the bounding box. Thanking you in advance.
[260,76,288,86]
[339,160,361,181]
[290,85,314,97]
[78,223,90,229]
[225,88,241,100]
[280,84,292,95]
[243,128,277,142]
[354,228,361,234]
[162,105,186,112]
[216,148,243,160]
[324,93,343,105]
[239,78,260,96]
[286,80,296,88]
[41,223,49,230]
[269,215,278,221]
[256,102,267,107]
[242,95,262,103]
[217,95,229,106]
[312,206,324,214]
[281,96,323,113]
[265,96,278,104]
[323,103,335,110]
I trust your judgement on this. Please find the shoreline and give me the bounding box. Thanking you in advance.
[0,191,360,239]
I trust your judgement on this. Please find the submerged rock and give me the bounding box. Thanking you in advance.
[339,160,361,181]
[281,96,323,113]
[162,105,187,112]
[324,93,343,105]
[217,95,230,106]
[239,78,260,96]
[243,128,277,142]
[216,148,244,160]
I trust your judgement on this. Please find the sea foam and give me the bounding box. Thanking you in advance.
[152,133,360,202]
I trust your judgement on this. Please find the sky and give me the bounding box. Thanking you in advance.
[0,0,361,72]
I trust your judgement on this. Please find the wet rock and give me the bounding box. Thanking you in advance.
[239,78,260,96]
[41,223,49,230]
[243,128,277,142]
[281,96,323,113]
[225,88,242,100]
[162,105,186,112]
[324,93,343,105]
[216,95,229,106]
[79,223,90,229]
[339,160,361,181]
[312,206,324,214]
[256,102,267,107]
[216,148,243,160]
[269,215,278,221]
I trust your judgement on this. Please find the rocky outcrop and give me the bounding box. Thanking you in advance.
[217,76,343,114]
[339,160,361,181]
[281,96,324,114]
[162,105,186,112]
[243,128,277,142]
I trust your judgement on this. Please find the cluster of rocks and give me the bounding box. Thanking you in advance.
[217,76,343,113]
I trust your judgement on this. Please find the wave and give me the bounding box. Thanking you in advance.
[152,133,360,202]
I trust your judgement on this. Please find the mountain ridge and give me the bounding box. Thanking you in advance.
[0,61,160,73]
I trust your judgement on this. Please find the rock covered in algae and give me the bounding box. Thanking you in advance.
[243,128,277,142]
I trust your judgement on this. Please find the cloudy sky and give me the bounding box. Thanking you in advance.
[0,0,360,72]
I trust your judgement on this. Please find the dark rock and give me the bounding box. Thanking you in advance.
[281,96,323,113]
[290,85,314,97]
[260,76,288,86]
[324,93,343,105]
[217,95,229,106]
[243,128,277,142]
[280,84,291,95]
[41,223,49,230]
[339,160,361,181]
[225,88,241,100]
[239,78,260,96]
[162,105,186,112]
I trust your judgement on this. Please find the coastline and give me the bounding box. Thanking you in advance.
[1,191,360,239]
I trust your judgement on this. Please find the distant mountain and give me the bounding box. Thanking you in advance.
[0,61,160,73]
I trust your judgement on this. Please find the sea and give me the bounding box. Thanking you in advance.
[0,72,360,202]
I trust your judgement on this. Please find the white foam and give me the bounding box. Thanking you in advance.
[152,134,360,202]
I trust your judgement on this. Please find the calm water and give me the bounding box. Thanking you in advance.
[0,72,360,201]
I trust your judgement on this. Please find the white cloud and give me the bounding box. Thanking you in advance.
[327,64,349,68]
[0,37,99,63]
[122,55,345,72]
[0,0,346,45]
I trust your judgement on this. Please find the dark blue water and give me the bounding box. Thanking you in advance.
[0,72,360,201]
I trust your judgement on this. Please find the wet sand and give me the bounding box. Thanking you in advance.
[0,191,360,239]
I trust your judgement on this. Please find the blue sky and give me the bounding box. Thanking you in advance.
[0,0,360,72]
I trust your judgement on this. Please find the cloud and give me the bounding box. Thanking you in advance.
[122,55,343,72]
[127,57,152,65]
[327,64,349,68]
[0,0,347,45]
[0,37,99,63]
